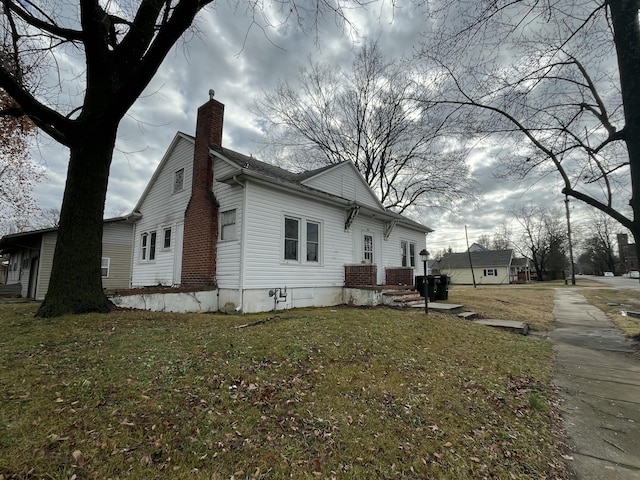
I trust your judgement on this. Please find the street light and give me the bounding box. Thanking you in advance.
[419,249,429,314]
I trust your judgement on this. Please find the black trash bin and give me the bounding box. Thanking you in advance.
[415,276,427,297]
[426,275,439,302]
[436,274,449,300]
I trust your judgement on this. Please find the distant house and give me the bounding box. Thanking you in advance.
[122,94,433,313]
[617,233,639,273]
[0,218,134,300]
[432,249,516,285]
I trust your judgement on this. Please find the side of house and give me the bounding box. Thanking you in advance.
[130,133,194,287]
[434,250,515,285]
[0,219,133,300]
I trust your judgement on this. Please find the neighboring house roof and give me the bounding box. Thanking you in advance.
[0,216,132,253]
[511,257,530,267]
[468,242,487,252]
[434,249,514,269]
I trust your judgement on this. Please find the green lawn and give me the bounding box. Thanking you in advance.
[0,301,566,479]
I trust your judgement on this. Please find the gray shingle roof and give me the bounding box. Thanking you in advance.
[217,147,334,184]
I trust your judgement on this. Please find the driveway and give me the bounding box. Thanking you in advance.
[551,288,640,479]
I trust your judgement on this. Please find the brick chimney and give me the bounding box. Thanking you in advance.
[617,233,628,262]
[181,92,224,286]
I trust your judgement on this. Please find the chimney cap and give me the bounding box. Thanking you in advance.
[209,89,215,100]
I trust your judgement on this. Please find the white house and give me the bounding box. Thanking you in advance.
[433,249,515,285]
[123,93,433,313]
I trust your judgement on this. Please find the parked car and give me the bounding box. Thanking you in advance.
[604,271,614,277]
[630,271,639,279]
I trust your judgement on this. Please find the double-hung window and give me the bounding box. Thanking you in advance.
[484,268,497,276]
[283,216,321,263]
[284,217,299,261]
[306,221,320,262]
[163,227,172,249]
[174,168,184,193]
[140,231,157,261]
[101,257,110,277]
[221,209,237,241]
[401,240,416,267]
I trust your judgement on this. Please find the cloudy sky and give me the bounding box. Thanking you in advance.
[27,0,618,253]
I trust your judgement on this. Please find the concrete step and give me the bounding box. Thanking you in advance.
[457,311,477,320]
[473,319,529,335]
[409,302,464,314]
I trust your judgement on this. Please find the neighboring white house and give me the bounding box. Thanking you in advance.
[0,218,133,300]
[125,94,433,313]
[433,249,515,285]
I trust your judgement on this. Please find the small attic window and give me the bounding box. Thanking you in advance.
[174,168,185,193]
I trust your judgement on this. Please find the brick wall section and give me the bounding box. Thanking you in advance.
[344,264,377,287]
[385,267,414,286]
[181,97,224,286]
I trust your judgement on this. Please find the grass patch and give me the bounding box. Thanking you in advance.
[445,285,557,332]
[0,301,565,479]
[580,288,640,338]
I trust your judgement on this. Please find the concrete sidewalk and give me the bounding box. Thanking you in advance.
[550,289,640,479]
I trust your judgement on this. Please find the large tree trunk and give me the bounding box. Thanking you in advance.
[609,0,640,280]
[36,126,117,317]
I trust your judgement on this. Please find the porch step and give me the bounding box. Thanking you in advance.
[472,319,529,335]
[457,311,478,320]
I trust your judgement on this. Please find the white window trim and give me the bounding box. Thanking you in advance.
[220,208,238,242]
[101,257,110,278]
[173,168,185,193]
[282,215,323,265]
[140,231,157,263]
[162,227,172,250]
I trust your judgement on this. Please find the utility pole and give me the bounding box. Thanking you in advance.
[465,225,477,288]
[564,196,576,285]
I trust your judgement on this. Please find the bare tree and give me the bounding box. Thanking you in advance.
[513,205,567,280]
[421,0,640,277]
[0,0,365,317]
[577,210,618,275]
[254,40,474,215]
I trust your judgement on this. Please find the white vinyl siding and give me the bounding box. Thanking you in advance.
[301,163,382,209]
[242,182,351,289]
[132,135,193,287]
[214,159,244,289]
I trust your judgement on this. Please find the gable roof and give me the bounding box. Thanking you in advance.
[434,249,514,269]
[132,132,193,213]
[213,147,433,234]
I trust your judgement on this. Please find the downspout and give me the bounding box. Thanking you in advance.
[232,175,247,313]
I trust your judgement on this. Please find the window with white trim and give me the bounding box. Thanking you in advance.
[101,257,110,277]
[283,216,322,263]
[174,168,185,193]
[483,268,497,276]
[140,231,157,261]
[163,227,172,249]
[141,233,148,260]
[306,221,320,262]
[284,217,299,261]
[220,209,237,241]
[401,240,416,267]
